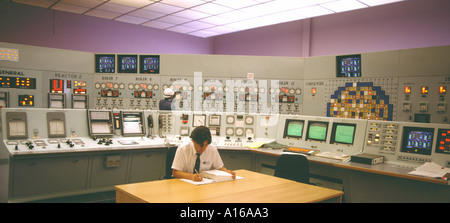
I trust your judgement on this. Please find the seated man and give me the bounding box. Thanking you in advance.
[172,126,236,181]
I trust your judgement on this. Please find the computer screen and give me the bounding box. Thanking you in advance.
[140,55,160,74]
[306,121,328,142]
[95,54,115,73]
[118,55,138,73]
[336,54,361,77]
[283,119,304,139]
[435,129,450,155]
[401,126,434,155]
[330,123,356,145]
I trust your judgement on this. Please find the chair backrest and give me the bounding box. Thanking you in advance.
[165,146,178,179]
[274,154,310,184]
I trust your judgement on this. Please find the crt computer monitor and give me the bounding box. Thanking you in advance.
[400,126,434,155]
[283,119,304,139]
[306,121,328,142]
[330,123,356,145]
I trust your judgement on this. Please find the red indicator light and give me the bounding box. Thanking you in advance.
[439,86,447,94]
[421,86,428,94]
[404,86,411,94]
[311,88,317,96]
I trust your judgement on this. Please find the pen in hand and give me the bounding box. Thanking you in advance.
[193,169,203,182]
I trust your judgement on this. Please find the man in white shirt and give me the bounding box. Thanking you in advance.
[172,126,236,181]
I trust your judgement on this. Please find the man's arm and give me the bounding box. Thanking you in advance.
[172,169,203,181]
[219,167,236,179]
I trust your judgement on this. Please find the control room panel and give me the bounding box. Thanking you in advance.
[2,108,449,169]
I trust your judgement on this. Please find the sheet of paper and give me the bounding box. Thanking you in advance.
[408,162,450,178]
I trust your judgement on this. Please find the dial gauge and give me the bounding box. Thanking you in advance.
[193,114,206,127]
[245,116,254,125]
[226,127,234,136]
[226,115,235,124]
[235,127,244,136]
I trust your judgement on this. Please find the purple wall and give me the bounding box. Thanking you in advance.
[213,0,450,57]
[1,0,449,57]
[0,1,213,55]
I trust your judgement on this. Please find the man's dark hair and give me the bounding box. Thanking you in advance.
[190,126,211,145]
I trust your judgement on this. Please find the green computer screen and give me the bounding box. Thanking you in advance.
[307,122,328,141]
[286,121,303,138]
[333,124,356,144]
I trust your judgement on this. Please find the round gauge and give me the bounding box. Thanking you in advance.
[235,128,244,136]
[113,83,119,89]
[289,89,295,94]
[233,87,239,93]
[119,83,125,89]
[223,86,229,92]
[259,87,265,93]
[95,83,101,89]
[226,127,234,136]
[100,83,106,89]
[197,86,203,91]
[245,116,254,125]
[295,88,302,95]
[188,85,194,91]
[134,84,140,90]
[162,84,168,90]
[240,87,245,93]
[193,115,206,127]
[253,88,258,93]
[226,115,235,124]
[276,88,281,94]
[217,86,223,92]
[269,88,275,94]
[128,83,134,90]
[182,85,188,91]
[153,84,159,90]
[147,84,153,90]
[204,86,210,92]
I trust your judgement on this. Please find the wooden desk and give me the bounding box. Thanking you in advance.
[115,170,343,203]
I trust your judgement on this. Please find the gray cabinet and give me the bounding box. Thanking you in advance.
[129,150,164,183]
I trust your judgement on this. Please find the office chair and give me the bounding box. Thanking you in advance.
[274,154,310,184]
[161,146,178,180]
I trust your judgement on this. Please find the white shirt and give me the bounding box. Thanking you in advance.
[171,141,224,174]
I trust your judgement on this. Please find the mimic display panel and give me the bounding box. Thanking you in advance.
[118,55,138,73]
[88,110,114,136]
[401,126,434,155]
[306,121,328,142]
[0,76,36,89]
[330,122,356,145]
[95,54,115,73]
[283,119,304,139]
[140,55,160,74]
[336,54,361,77]
[435,129,450,154]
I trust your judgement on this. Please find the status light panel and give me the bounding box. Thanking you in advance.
[0,76,36,89]
[436,129,450,154]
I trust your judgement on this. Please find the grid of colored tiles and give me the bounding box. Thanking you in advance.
[327,82,393,121]
[436,129,450,154]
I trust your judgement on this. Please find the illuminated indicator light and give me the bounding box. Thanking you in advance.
[311,88,317,96]
[440,146,445,150]
[439,86,447,94]
[421,86,428,94]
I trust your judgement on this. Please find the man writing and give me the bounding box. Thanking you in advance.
[172,126,236,181]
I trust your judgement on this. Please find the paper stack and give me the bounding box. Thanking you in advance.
[201,170,234,182]
[408,162,450,179]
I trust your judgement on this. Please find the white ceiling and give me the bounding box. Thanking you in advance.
[12,0,405,38]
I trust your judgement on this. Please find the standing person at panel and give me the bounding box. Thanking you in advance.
[172,126,236,182]
[159,88,175,110]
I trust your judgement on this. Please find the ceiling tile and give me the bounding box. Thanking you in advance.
[213,0,261,9]
[182,21,215,29]
[166,25,198,34]
[320,0,368,12]
[85,9,122,19]
[190,3,233,15]
[159,0,206,8]
[142,2,183,14]
[109,0,155,8]
[115,15,149,24]
[172,9,211,20]
[13,0,57,8]
[51,2,90,14]
[96,2,137,14]
[59,0,106,8]
[198,16,234,26]
[155,15,191,25]
[358,0,404,6]
[291,5,335,18]
[189,30,218,38]
[128,9,165,20]
[142,20,174,29]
